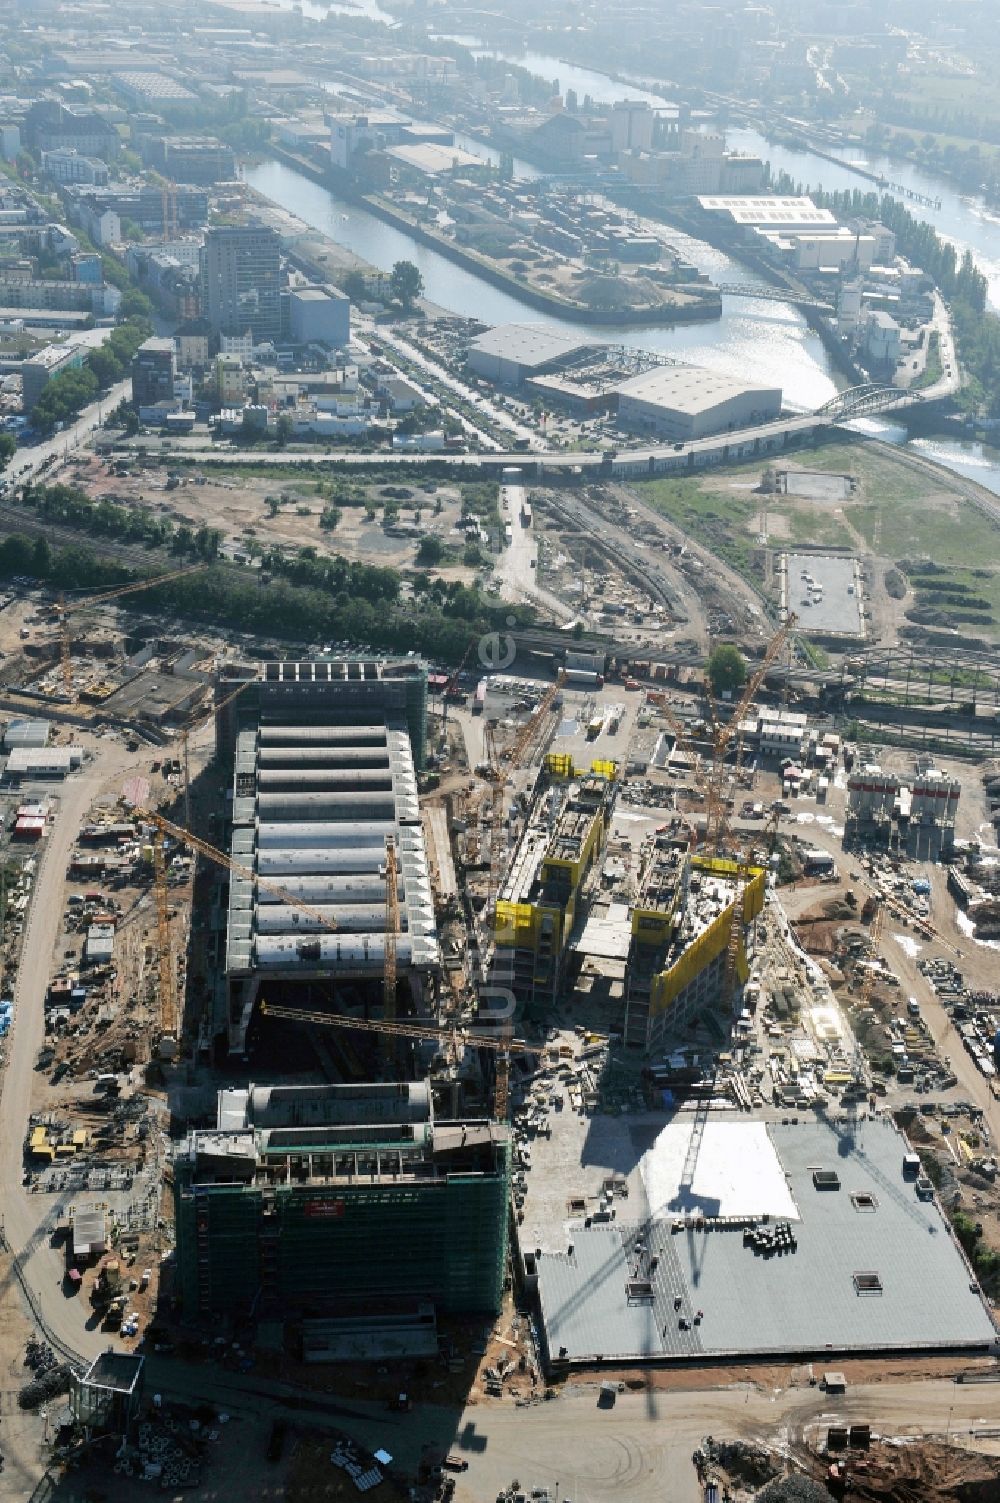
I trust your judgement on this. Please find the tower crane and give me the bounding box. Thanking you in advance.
[175,675,255,827]
[153,824,176,1039]
[54,564,209,697]
[258,999,535,1117]
[477,669,566,916]
[135,807,338,934]
[138,802,344,1051]
[465,669,566,1119]
[384,834,399,1024]
[440,640,474,738]
[702,615,797,855]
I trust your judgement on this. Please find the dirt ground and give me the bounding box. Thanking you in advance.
[62,453,479,575]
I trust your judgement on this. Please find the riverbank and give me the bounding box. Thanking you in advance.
[270,144,723,327]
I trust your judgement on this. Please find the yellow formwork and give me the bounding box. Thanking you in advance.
[648,861,766,1017]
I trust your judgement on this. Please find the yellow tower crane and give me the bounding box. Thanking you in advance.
[175,675,255,828]
[55,564,209,697]
[152,825,176,1039]
[702,614,797,855]
[258,999,535,1116]
[135,808,338,932]
[384,834,399,1024]
[137,804,341,1047]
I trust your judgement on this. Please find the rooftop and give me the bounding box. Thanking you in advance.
[614,364,780,415]
[534,1117,998,1364]
[469,322,598,371]
[83,1351,144,1395]
[698,195,838,228]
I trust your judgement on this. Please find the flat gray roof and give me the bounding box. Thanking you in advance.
[615,364,780,414]
[535,1117,997,1364]
[469,323,596,369]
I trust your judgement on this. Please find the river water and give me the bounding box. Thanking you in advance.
[247,32,1000,489]
[246,159,840,409]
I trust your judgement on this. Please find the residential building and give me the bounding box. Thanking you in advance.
[493,771,616,1010]
[131,337,176,411]
[200,225,282,343]
[25,102,120,161]
[623,848,766,1050]
[40,148,109,186]
[22,341,88,411]
[142,135,237,185]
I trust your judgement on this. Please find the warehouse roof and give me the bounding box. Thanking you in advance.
[385,141,483,176]
[698,195,837,228]
[615,364,780,415]
[468,323,597,371]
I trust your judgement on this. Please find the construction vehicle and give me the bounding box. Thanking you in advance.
[54,564,208,698]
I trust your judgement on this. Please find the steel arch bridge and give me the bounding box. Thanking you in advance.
[817,383,920,420]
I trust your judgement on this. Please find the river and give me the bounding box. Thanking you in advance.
[473,49,1000,312]
[245,159,840,409]
[248,33,1000,488]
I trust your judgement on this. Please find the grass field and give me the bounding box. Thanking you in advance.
[633,437,1000,639]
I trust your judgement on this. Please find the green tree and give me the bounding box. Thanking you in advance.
[119,288,154,321]
[274,413,293,448]
[416,535,445,565]
[0,432,15,468]
[342,270,368,302]
[32,365,99,434]
[31,536,51,577]
[320,506,342,531]
[706,643,747,696]
[389,260,424,309]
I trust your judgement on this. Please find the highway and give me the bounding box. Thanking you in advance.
[112,409,833,479]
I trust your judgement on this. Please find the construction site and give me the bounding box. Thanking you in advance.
[0,551,999,1503]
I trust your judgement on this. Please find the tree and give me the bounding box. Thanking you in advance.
[0,432,15,468]
[119,288,154,321]
[706,643,747,696]
[320,505,342,531]
[274,414,293,448]
[32,365,99,434]
[416,535,445,565]
[31,536,51,578]
[342,270,368,302]
[389,260,424,309]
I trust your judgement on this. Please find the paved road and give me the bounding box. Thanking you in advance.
[0,739,137,1364]
[130,1361,1000,1503]
[6,379,130,488]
